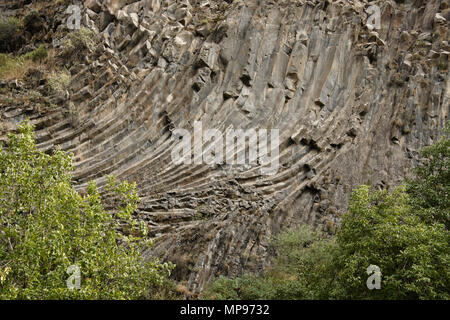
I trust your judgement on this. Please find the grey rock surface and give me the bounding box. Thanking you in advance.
[0,0,448,294]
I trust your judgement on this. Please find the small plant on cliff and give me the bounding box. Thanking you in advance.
[23,45,48,63]
[0,53,34,80]
[0,121,174,299]
[48,69,71,95]
[0,17,22,53]
[62,28,96,59]
[0,46,49,80]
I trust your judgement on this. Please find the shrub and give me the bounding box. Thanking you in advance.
[47,69,71,94]
[0,46,49,80]
[437,60,448,71]
[205,186,449,300]
[202,226,337,300]
[332,186,448,300]
[0,46,50,80]
[0,122,175,299]
[23,45,48,63]
[0,17,22,53]
[0,53,30,80]
[62,28,96,59]
[204,126,450,300]
[22,10,41,34]
[407,123,449,229]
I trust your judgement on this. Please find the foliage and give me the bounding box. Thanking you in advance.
[0,46,48,80]
[22,10,40,32]
[332,186,448,299]
[202,226,337,300]
[0,53,32,80]
[23,45,48,63]
[407,123,449,229]
[0,17,22,53]
[0,122,174,299]
[204,127,449,300]
[47,69,71,94]
[202,275,277,300]
[62,28,96,59]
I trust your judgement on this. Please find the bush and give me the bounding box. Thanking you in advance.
[0,53,29,80]
[23,45,48,63]
[22,10,42,34]
[205,186,449,300]
[332,186,448,299]
[204,126,450,300]
[48,69,71,94]
[0,122,175,299]
[0,46,48,80]
[62,28,96,59]
[407,123,449,229]
[203,226,337,300]
[0,17,22,53]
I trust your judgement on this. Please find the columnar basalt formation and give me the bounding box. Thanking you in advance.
[0,0,448,294]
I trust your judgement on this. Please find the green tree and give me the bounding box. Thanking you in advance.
[0,121,174,299]
[205,186,449,300]
[407,124,449,229]
[331,185,448,299]
[204,125,449,300]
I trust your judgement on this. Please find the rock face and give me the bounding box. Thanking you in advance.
[0,0,449,294]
